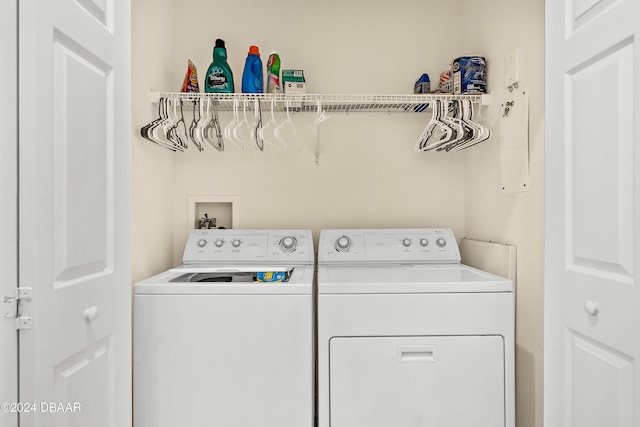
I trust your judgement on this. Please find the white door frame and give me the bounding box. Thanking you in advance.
[0,1,19,426]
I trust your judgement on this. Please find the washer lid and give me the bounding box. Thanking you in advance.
[134,264,313,295]
[317,264,512,294]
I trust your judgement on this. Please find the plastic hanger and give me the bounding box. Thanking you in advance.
[224,98,244,150]
[253,98,264,151]
[203,98,224,151]
[232,98,251,149]
[258,98,285,150]
[427,99,462,151]
[451,100,491,151]
[415,99,451,151]
[188,98,205,152]
[437,99,473,151]
[165,97,188,151]
[140,97,179,151]
[274,98,297,149]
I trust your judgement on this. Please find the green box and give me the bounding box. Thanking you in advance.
[282,69,305,83]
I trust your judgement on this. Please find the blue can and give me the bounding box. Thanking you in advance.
[452,55,487,94]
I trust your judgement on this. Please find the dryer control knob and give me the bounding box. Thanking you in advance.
[232,239,242,248]
[420,238,429,247]
[335,236,352,252]
[436,238,447,248]
[280,236,297,252]
[197,239,207,248]
[402,238,412,247]
[215,239,224,248]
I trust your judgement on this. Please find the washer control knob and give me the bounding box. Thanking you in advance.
[215,239,224,248]
[335,236,352,252]
[197,239,207,248]
[402,238,412,247]
[280,236,298,253]
[436,238,447,248]
[420,238,429,247]
[232,239,242,248]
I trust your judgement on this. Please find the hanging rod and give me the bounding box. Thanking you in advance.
[149,91,490,113]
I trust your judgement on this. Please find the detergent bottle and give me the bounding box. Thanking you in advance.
[241,46,263,93]
[266,52,281,94]
[205,39,234,93]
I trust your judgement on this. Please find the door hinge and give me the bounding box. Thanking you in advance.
[3,287,33,330]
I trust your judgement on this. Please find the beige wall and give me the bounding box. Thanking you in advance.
[131,0,177,281]
[461,2,545,427]
[132,1,545,426]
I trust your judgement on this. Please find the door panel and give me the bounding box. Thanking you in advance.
[565,330,634,427]
[545,0,640,426]
[53,336,114,426]
[53,29,112,284]
[18,0,130,425]
[566,39,634,280]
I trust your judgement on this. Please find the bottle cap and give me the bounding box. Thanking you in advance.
[248,46,260,56]
[215,39,226,49]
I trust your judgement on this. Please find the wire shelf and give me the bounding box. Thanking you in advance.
[143,91,492,163]
[151,92,487,113]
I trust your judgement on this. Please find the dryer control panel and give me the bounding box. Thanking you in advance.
[183,229,314,265]
[318,228,461,264]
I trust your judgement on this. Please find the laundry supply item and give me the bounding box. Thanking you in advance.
[181,59,200,93]
[256,271,289,282]
[453,55,487,94]
[241,45,264,93]
[414,73,431,94]
[283,69,306,94]
[205,39,234,93]
[266,52,282,93]
[439,69,453,93]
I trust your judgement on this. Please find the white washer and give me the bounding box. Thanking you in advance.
[134,229,314,427]
[317,228,514,427]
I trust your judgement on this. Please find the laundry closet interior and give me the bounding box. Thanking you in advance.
[131,0,545,426]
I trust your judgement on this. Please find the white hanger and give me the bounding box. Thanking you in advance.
[258,98,286,150]
[274,98,297,150]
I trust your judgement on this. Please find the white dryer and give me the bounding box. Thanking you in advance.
[134,229,314,427]
[317,228,514,427]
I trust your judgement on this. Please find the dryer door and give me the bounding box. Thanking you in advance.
[329,335,505,427]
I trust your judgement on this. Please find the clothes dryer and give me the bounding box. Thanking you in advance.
[317,228,514,427]
[134,229,314,427]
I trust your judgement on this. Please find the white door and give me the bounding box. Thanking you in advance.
[0,1,19,426]
[545,1,640,426]
[18,0,131,425]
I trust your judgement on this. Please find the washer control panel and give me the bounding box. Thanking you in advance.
[318,228,460,264]
[183,229,313,264]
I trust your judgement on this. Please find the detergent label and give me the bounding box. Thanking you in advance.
[256,271,288,282]
[452,55,487,94]
[207,66,229,91]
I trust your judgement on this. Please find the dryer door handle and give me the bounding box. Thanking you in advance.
[396,345,438,363]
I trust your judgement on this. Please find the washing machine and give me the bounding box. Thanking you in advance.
[317,228,514,427]
[134,229,314,427]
